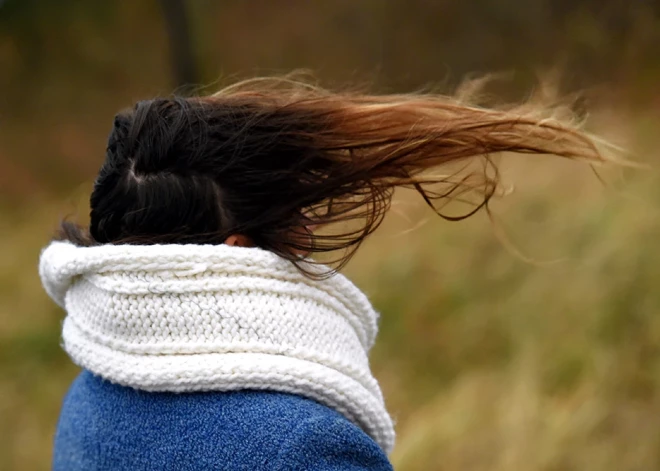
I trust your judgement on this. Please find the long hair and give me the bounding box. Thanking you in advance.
[60,76,614,275]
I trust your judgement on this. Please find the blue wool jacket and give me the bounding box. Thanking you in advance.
[53,370,394,470]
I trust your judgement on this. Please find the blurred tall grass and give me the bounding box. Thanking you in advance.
[1,1,659,470]
[2,115,658,470]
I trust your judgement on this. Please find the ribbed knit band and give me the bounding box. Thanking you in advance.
[39,241,395,453]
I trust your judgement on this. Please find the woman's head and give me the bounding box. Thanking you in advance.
[61,77,612,273]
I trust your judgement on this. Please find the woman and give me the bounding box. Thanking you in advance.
[39,77,610,470]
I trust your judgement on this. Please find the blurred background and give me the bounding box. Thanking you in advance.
[1,1,659,470]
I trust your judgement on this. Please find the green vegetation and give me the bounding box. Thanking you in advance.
[2,121,658,469]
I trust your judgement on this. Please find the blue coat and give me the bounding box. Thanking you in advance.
[53,371,394,470]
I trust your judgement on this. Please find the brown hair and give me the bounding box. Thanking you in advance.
[60,76,613,275]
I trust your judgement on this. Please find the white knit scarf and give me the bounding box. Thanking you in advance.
[39,241,395,453]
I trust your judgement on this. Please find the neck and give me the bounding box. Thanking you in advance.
[39,241,395,453]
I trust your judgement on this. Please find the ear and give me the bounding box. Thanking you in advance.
[224,234,253,247]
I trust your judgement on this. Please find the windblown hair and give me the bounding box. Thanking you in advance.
[60,77,612,275]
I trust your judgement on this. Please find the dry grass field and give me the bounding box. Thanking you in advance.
[1,109,658,470]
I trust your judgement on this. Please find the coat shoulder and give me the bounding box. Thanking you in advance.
[53,371,392,470]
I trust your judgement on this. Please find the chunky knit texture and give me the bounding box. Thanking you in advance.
[39,241,395,453]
